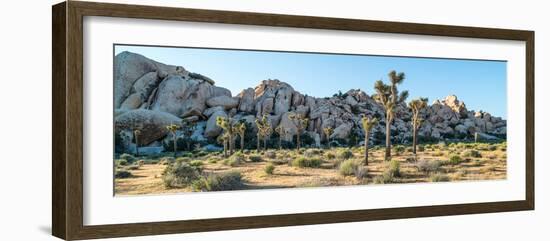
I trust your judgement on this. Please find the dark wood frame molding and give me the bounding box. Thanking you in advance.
[52,1,535,240]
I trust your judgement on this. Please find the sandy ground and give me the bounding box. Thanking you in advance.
[115,143,507,195]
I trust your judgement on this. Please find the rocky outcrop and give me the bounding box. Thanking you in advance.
[114,52,507,152]
[115,109,181,147]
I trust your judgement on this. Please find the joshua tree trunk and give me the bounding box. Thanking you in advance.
[135,135,139,156]
[385,119,391,161]
[263,138,267,151]
[278,136,282,150]
[412,124,418,154]
[364,132,369,165]
[257,134,261,152]
[229,134,234,155]
[223,139,228,157]
[173,134,177,158]
[296,134,301,151]
[240,135,245,152]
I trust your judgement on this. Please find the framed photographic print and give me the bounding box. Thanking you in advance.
[52,1,534,240]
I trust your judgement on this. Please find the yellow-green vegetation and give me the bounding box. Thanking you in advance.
[115,142,507,195]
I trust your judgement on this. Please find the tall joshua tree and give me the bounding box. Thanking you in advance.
[166,123,179,157]
[409,97,428,160]
[323,127,333,149]
[181,119,196,151]
[275,125,287,150]
[374,70,408,161]
[288,113,308,151]
[255,115,272,151]
[133,129,141,156]
[235,122,247,152]
[361,116,378,165]
[218,133,229,157]
[216,116,236,155]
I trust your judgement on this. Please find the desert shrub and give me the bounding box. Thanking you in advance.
[416,160,441,174]
[264,163,275,175]
[175,157,192,163]
[120,153,136,163]
[417,145,425,152]
[292,157,322,168]
[462,150,482,158]
[304,149,321,157]
[449,155,462,165]
[137,160,145,166]
[337,149,353,160]
[115,159,128,166]
[160,156,175,163]
[224,153,245,166]
[265,151,277,159]
[191,171,244,191]
[248,154,263,162]
[388,159,401,177]
[433,151,445,157]
[373,171,395,184]
[339,160,367,179]
[488,145,498,151]
[393,146,405,155]
[126,164,140,170]
[189,160,204,168]
[325,152,336,159]
[162,162,202,188]
[207,157,220,163]
[114,170,132,179]
[430,173,450,182]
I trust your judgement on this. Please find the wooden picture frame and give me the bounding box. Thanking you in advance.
[52,1,534,240]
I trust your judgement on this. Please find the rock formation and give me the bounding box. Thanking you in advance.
[114,52,507,153]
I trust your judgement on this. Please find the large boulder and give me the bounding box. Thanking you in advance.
[204,110,227,138]
[114,51,183,108]
[237,88,255,113]
[330,123,353,139]
[206,95,239,109]
[114,109,182,146]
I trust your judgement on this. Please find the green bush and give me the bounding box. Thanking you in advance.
[462,149,482,158]
[430,173,450,182]
[162,162,202,188]
[416,160,441,174]
[393,145,405,155]
[115,159,128,166]
[120,153,136,163]
[292,157,322,168]
[373,171,395,184]
[189,160,204,169]
[388,159,401,177]
[304,149,321,157]
[224,153,245,166]
[115,170,132,178]
[248,154,263,162]
[264,163,275,175]
[337,149,353,159]
[449,155,462,165]
[417,145,425,152]
[339,160,367,179]
[325,152,336,159]
[191,171,244,191]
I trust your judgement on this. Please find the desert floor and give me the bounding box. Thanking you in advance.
[115,142,507,195]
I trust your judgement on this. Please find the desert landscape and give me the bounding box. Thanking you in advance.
[113,50,507,195]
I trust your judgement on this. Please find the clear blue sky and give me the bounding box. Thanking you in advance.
[115,45,507,118]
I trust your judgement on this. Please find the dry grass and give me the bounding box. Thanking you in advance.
[115,142,507,195]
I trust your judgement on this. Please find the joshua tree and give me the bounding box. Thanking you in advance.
[373,70,409,161]
[255,115,272,151]
[361,116,378,165]
[166,123,179,157]
[133,129,141,156]
[288,113,308,151]
[218,133,230,157]
[274,125,287,150]
[323,127,333,149]
[181,119,197,151]
[235,122,247,152]
[408,97,428,160]
[216,116,236,155]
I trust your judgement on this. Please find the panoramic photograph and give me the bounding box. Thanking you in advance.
[113,45,507,195]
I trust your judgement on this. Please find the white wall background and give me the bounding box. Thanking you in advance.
[0,0,547,240]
